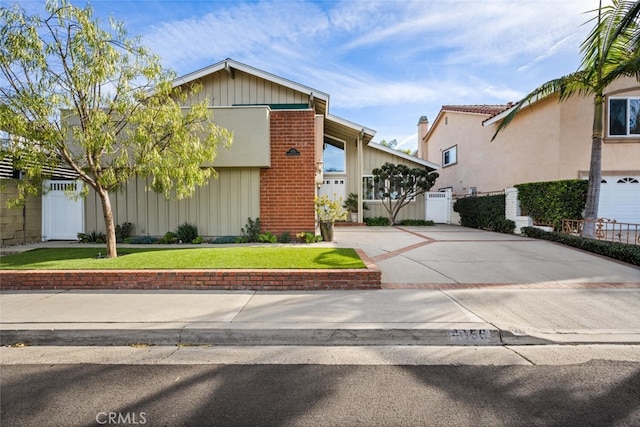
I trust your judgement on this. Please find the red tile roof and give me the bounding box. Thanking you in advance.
[441,104,511,116]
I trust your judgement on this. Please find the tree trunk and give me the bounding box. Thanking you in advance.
[97,187,118,258]
[581,94,603,239]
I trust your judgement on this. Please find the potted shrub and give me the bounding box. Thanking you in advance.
[315,195,347,241]
[343,193,368,222]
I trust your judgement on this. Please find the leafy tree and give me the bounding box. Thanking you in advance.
[491,0,640,238]
[371,162,438,225]
[0,1,231,257]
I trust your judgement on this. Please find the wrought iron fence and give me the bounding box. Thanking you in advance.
[561,218,640,246]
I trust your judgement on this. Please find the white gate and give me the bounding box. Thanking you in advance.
[42,180,84,241]
[425,191,451,223]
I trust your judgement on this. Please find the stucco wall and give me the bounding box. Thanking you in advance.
[426,77,640,194]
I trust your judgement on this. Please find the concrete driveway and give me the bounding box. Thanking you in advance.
[333,225,640,286]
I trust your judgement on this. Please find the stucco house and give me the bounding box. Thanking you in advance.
[418,76,640,224]
[28,59,437,241]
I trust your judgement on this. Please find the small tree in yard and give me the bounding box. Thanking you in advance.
[0,1,231,258]
[371,162,438,225]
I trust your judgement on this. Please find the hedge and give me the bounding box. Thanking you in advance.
[522,227,640,266]
[515,180,588,229]
[453,194,515,234]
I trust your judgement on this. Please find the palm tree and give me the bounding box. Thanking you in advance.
[491,0,640,237]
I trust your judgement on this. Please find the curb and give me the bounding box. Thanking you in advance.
[4,326,639,347]
[1,327,502,346]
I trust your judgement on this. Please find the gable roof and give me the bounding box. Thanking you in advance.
[442,104,511,116]
[172,58,376,141]
[423,104,510,143]
[367,141,439,171]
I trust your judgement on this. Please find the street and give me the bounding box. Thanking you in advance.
[1,346,639,427]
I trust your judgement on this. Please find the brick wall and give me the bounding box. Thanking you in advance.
[0,268,382,291]
[1,180,42,246]
[260,110,317,235]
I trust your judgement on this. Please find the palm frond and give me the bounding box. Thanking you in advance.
[490,72,589,141]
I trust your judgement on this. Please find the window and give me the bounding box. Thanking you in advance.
[362,176,413,202]
[363,176,384,201]
[617,177,639,183]
[323,137,345,173]
[609,97,640,136]
[443,145,457,166]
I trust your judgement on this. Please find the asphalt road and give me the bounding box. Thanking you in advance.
[2,361,639,426]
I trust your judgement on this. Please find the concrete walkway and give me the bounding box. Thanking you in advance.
[1,225,639,346]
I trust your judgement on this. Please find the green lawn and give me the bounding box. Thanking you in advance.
[0,247,366,270]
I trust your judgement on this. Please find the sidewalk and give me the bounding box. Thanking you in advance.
[2,288,639,346]
[1,225,639,346]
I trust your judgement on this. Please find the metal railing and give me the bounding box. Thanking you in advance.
[561,218,640,246]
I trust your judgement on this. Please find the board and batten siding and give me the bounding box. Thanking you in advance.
[85,168,260,238]
[359,146,427,221]
[187,69,310,107]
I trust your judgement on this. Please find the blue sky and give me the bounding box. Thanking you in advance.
[5,0,603,151]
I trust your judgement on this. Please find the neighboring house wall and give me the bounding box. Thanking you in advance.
[424,77,640,195]
[0,180,41,245]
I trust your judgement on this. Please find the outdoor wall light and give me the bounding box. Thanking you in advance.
[286,148,300,156]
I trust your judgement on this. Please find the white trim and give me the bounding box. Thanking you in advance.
[367,141,439,170]
[607,96,640,137]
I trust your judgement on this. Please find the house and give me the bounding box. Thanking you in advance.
[35,59,436,240]
[419,76,640,224]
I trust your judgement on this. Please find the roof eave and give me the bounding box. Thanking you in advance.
[367,141,439,171]
[328,114,376,138]
[172,58,330,104]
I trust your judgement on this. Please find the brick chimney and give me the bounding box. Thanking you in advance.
[417,116,429,159]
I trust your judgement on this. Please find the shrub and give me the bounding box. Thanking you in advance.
[115,222,133,243]
[211,236,238,244]
[515,180,588,229]
[398,219,435,226]
[126,236,156,244]
[176,222,199,244]
[453,194,507,232]
[296,231,321,243]
[77,230,106,243]
[258,232,278,243]
[241,217,261,243]
[491,218,516,234]
[522,227,640,266]
[278,232,291,243]
[159,231,178,244]
[191,236,204,244]
[364,216,390,226]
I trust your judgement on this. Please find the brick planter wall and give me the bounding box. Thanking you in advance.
[0,268,381,291]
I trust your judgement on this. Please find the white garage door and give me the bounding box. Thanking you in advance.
[598,176,640,224]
